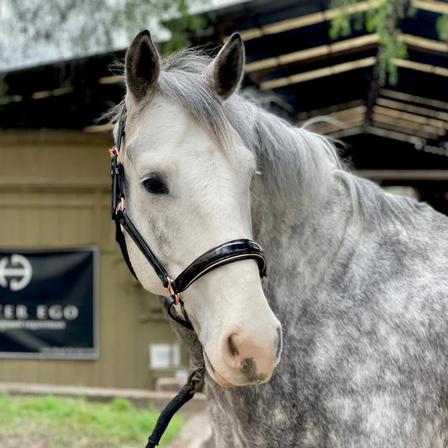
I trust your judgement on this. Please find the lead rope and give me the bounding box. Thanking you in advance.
[145,366,206,448]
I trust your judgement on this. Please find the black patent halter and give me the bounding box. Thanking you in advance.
[110,107,267,331]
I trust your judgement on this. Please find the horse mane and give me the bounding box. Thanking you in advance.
[108,48,419,227]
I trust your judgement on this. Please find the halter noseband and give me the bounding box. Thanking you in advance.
[110,108,267,330]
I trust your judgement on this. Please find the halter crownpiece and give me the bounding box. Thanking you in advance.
[110,106,267,331]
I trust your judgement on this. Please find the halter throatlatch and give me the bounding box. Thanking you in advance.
[110,106,267,446]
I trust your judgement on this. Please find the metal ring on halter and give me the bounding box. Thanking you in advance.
[116,198,125,214]
[109,146,117,158]
[166,276,181,305]
[109,146,124,165]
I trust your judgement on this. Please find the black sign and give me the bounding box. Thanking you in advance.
[0,247,98,359]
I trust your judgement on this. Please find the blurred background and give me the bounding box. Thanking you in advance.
[0,0,447,392]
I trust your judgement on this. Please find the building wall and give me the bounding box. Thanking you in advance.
[0,130,184,389]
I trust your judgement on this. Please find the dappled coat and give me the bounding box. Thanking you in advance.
[120,30,448,448]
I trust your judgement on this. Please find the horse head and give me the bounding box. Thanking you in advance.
[117,30,282,387]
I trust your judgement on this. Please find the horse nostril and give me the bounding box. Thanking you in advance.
[227,334,240,358]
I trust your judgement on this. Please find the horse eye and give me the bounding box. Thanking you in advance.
[142,174,169,195]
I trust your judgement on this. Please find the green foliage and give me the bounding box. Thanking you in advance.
[329,0,360,39]
[0,0,208,69]
[162,0,207,54]
[330,0,447,85]
[0,394,183,447]
[436,14,448,42]
[118,0,207,54]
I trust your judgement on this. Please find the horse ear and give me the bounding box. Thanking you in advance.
[207,33,245,99]
[125,30,160,102]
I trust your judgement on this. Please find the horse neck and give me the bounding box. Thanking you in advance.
[250,150,355,297]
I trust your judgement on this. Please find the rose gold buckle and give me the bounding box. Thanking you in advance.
[115,197,125,214]
[109,146,124,164]
[166,277,181,305]
[109,146,118,158]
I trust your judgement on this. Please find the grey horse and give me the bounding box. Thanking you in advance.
[114,30,448,447]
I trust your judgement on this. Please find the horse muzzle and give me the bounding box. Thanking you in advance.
[204,323,282,387]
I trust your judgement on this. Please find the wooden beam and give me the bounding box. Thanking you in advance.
[98,75,123,85]
[411,0,448,15]
[400,34,448,54]
[372,114,443,138]
[372,121,435,140]
[364,126,425,145]
[373,105,448,131]
[379,89,448,111]
[323,106,367,129]
[304,118,365,134]
[328,126,366,139]
[393,58,448,77]
[357,169,448,181]
[301,104,366,121]
[246,34,378,73]
[31,86,73,100]
[83,123,114,133]
[299,100,364,119]
[298,104,366,134]
[377,98,448,121]
[372,114,441,139]
[331,105,367,118]
[2,86,73,103]
[246,35,440,118]
[260,57,376,89]
[328,125,426,145]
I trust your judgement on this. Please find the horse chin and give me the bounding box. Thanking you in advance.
[203,351,267,388]
[203,351,235,387]
[213,370,237,388]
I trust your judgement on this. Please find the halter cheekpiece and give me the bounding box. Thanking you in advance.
[110,107,267,331]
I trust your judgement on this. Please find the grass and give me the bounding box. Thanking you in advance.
[0,394,183,447]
